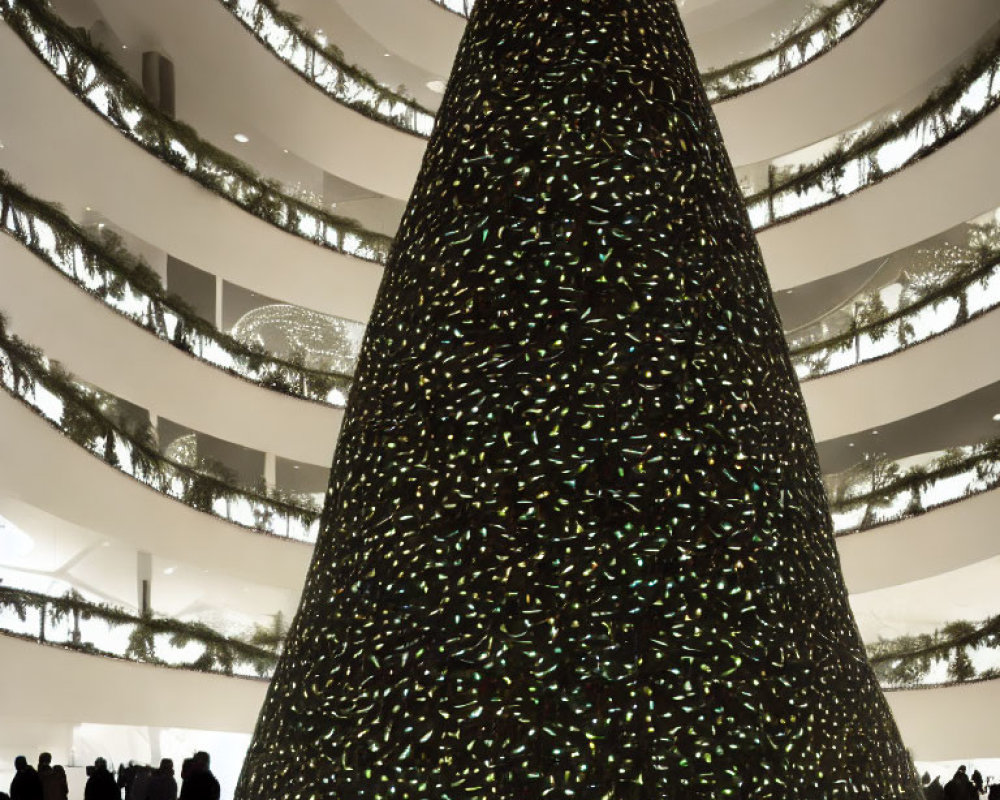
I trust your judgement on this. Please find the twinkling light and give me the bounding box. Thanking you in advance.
[237,2,921,798]
[231,304,365,375]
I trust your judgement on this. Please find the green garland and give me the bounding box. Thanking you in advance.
[218,0,435,137]
[7,582,1000,691]
[867,614,1000,689]
[0,0,393,263]
[701,0,887,102]
[0,171,354,406]
[0,314,322,538]
[827,440,1000,535]
[746,34,1000,227]
[0,585,279,677]
[430,0,883,103]
[790,228,1000,380]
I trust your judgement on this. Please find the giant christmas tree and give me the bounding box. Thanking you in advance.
[237,1,921,798]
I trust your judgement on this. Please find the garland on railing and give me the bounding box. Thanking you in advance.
[0,171,353,407]
[827,440,1000,535]
[0,585,278,678]
[8,582,1000,691]
[0,0,393,264]
[218,0,435,137]
[745,33,1000,229]
[427,0,884,102]
[790,224,1000,380]
[702,0,886,101]
[0,314,322,541]
[2,298,998,543]
[7,156,997,395]
[867,614,1000,690]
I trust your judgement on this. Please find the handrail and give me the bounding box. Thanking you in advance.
[744,34,1000,229]
[424,0,885,103]
[7,581,998,692]
[0,171,354,407]
[218,0,435,137]
[0,585,277,679]
[0,316,322,541]
[0,0,393,264]
[789,225,1000,380]
[4,0,996,244]
[827,440,1000,536]
[8,161,996,393]
[867,614,1000,690]
[705,0,886,102]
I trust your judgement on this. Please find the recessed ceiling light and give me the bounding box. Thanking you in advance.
[85,206,91,211]
[871,430,879,435]
[848,443,855,447]
[97,222,105,229]
[426,79,447,94]
[993,413,1000,422]
[121,45,127,50]
[383,52,391,57]
[293,465,300,469]
[163,566,176,575]
[282,148,289,154]
[330,202,337,209]
[233,133,250,143]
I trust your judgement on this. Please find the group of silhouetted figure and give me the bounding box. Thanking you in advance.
[5,752,219,800]
[923,766,1000,800]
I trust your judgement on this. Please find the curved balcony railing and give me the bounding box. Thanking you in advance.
[9,582,993,693]
[425,0,884,102]
[0,317,322,541]
[789,213,1000,380]
[827,441,1000,536]
[0,0,392,264]
[0,585,277,679]
[218,0,435,137]
[6,0,996,247]
[0,172,354,407]
[701,0,886,101]
[868,614,1000,690]
[743,35,1000,229]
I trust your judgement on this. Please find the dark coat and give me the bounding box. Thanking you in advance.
[10,768,43,800]
[178,772,219,800]
[84,769,120,800]
[147,774,177,800]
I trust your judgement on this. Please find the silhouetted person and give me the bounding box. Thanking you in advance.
[37,754,67,800]
[147,760,177,800]
[117,764,135,800]
[927,776,947,800]
[973,772,986,797]
[988,784,1000,800]
[130,767,153,800]
[10,757,42,800]
[178,753,218,800]
[946,766,976,800]
[85,758,119,800]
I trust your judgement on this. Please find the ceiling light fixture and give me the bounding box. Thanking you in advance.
[994,413,1000,422]
[163,566,176,575]
[426,79,447,94]
[233,133,250,143]
[383,52,391,57]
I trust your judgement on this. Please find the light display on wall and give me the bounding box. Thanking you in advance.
[237,1,921,798]
[231,304,364,376]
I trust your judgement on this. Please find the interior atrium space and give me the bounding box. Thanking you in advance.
[2,0,1000,796]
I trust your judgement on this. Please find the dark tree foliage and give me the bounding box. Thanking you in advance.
[238,2,921,798]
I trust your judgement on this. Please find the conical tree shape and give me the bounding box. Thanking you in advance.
[238,1,920,798]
